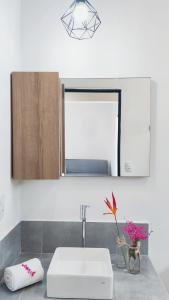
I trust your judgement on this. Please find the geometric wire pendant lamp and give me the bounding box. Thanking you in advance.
[61,0,101,40]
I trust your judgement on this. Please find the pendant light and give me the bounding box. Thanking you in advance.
[61,0,101,40]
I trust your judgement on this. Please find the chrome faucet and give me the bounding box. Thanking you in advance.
[80,204,90,248]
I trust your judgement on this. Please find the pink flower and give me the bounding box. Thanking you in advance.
[123,221,149,242]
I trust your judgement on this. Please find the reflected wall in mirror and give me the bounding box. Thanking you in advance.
[65,90,121,176]
[62,78,151,177]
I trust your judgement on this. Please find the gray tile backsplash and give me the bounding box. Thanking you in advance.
[86,222,117,252]
[21,221,149,255]
[21,221,43,253]
[43,222,82,253]
[0,223,21,280]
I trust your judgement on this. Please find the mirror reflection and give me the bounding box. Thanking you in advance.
[65,90,121,176]
[62,78,151,177]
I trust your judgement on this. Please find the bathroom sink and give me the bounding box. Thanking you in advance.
[47,247,114,299]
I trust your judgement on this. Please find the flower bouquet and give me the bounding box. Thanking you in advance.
[104,193,152,273]
[123,221,151,274]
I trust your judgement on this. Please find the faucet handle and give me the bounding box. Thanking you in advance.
[80,204,90,220]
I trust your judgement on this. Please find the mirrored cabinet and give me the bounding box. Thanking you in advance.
[63,78,151,177]
[11,73,150,179]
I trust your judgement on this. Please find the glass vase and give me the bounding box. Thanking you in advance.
[128,241,140,274]
[115,235,128,269]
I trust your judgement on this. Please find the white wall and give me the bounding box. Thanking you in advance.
[0,0,22,241]
[20,0,169,291]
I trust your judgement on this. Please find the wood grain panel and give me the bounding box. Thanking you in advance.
[12,72,61,179]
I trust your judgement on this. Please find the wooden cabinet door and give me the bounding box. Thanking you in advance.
[12,72,62,179]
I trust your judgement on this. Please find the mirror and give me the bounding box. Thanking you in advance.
[62,78,151,177]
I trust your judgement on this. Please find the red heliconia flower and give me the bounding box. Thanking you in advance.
[104,192,117,217]
[112,192,117,216]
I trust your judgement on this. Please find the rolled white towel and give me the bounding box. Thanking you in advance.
[4,258,44,292]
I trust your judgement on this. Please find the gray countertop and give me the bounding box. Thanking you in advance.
[111,255,169,300]
[0,253,168,300]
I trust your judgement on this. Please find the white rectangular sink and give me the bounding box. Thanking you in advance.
[47,247,114,299]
